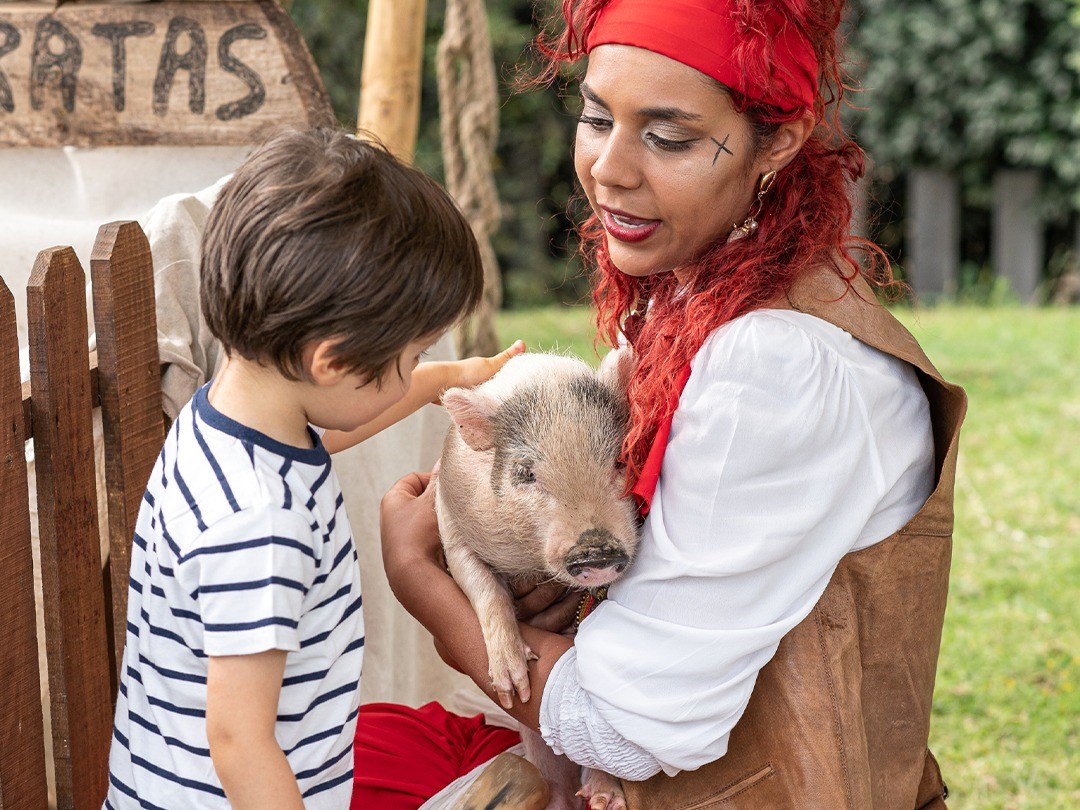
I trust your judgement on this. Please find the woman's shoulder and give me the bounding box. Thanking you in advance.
[688,308,924,407]
[691,308,848,381]
[702,307,850,354]
[701,306,911,366]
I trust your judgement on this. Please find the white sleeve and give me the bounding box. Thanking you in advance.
[175,506,319,657]
[541,313,897,777]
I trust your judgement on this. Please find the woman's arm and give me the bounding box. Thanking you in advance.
[379,472,572,730]
[381,472,663,780]
[323,341,525,454]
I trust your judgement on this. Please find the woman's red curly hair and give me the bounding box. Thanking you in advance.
[534,0,897,486]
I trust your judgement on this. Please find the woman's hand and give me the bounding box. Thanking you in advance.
[380,471,443,584]
[380,468,574,730]
[511,579,580,635]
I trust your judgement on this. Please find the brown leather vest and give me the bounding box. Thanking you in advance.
[623,267,967,810]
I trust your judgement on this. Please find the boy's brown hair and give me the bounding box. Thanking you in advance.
[201,127,484,383]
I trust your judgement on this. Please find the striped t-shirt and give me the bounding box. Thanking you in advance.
[106,384,364,809]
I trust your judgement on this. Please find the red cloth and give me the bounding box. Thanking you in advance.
[351,702,520,810]
[630,364,692,516]
[586,0,819,113]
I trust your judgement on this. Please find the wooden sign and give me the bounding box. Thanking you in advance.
[0,1,333,147]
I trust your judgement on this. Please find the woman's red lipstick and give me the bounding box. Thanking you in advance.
[601,208,660,243]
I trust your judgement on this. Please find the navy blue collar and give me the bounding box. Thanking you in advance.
[194,384,329,466]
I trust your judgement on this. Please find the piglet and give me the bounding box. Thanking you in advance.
[436,349,639,810]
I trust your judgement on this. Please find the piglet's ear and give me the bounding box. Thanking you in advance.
[597,346,636,397]
[441,387,498,451]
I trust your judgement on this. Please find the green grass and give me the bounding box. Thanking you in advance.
[496,303,1080,809]
[497,305,612,363]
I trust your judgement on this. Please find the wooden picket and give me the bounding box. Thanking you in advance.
[27,247,114,810]
[0,280,50,810]
[92,222,164,685]
[0,222,162,810]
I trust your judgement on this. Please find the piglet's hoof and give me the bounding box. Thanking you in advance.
[454,752,551,810]
[577,769,627,810]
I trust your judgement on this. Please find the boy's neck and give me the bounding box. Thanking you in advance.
[208,355,315,449]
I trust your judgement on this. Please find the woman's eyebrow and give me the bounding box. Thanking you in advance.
[580,83,703,122]
[580,84,610,109]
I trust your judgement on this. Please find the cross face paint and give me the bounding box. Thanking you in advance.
[574,44,764,282]
[711,134,734,165]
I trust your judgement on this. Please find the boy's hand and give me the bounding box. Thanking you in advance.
[434,340,525,403]
[322,341,524,453]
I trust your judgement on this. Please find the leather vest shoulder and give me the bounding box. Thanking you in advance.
[622,267,967,810]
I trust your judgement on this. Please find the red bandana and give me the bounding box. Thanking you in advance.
[585,0,819,114]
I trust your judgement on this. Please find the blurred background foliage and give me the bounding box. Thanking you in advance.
[850,0,1080,210]
[286,0,1080,307]
[848,0,1080,284]
[288,0,586,309]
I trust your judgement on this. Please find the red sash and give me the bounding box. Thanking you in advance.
[629,364,692,517]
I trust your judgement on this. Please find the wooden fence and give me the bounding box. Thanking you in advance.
[1,222,164,810]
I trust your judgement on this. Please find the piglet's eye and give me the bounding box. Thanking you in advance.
[513,464,536,485]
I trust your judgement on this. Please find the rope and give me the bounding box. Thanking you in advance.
[437,0,503,357]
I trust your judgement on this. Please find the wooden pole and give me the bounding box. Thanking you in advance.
[358,0,428,163]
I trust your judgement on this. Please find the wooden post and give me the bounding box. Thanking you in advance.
[905,169,960,300]
[91,222,164,688]
[358,0,428,162]
[28,248,112,810]
[0,280,49,810]
[992,169,1044,303]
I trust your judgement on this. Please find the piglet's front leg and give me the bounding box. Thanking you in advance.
[577,769,626,810]
[443,537,537,708]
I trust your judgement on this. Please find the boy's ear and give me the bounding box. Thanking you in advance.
[442,387,499,451]
[306,339,349,386]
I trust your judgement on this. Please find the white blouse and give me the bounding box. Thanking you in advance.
[539,309,935,779]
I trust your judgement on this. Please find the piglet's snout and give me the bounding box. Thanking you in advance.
[565,528,631,587]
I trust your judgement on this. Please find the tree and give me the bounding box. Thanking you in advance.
[850,0,1080,214]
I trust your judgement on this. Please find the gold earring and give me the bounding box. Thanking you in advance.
[727,170,778,242]
[623,295,648,343]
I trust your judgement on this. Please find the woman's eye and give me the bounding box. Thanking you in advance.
[645,132,696,152]
[577,114,612,132]
[513,464,536,485]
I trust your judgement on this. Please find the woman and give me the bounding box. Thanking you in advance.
[380,0,966,807]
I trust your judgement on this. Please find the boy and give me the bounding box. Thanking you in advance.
[105,128,520,809]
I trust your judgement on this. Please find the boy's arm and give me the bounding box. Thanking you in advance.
[207,650,304,810]
[322,340,524,454]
